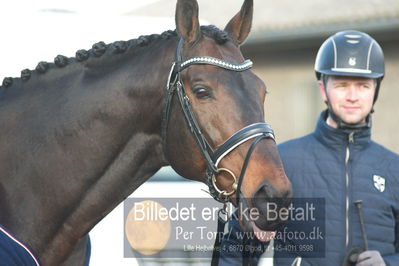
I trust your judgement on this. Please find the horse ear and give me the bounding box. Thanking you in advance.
[175,0,201,44]
[224,0,253,45]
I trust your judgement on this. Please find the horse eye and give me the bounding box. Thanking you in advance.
[193,87,211,99]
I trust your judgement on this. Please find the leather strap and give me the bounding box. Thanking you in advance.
[212,123,274,166]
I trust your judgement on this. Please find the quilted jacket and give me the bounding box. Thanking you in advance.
[219,110,399,266]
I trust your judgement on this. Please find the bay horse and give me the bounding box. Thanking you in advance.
[0,0,292,265]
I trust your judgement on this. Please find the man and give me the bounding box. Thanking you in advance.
[218,30,399,266]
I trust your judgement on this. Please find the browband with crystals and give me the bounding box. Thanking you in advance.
[179,56,253,72]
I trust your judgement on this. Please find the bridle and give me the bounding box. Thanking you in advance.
[161,39,276,205]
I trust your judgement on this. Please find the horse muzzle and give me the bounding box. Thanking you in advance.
[241,180,293,232]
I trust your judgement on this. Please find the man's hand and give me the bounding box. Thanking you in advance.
[356,250,386,266]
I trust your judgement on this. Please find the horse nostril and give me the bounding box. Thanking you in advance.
[252,182,277,214]
[253,180,293,201]
[253,182,276,199]
[251,182,293,230]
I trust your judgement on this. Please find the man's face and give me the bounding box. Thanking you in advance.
[319,76,376,125]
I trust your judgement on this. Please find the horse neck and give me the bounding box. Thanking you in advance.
[0,36,179,264]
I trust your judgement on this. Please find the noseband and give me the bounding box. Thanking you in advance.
[161,39,275,204]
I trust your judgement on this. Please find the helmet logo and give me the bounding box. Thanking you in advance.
[349,57,357,66]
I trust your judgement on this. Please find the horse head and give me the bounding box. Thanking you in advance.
[164,0,292,236]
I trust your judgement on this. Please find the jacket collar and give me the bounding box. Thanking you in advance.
[314,110,371,149]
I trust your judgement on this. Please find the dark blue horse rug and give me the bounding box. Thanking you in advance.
[0,225,91,266]
[0,225,40,266]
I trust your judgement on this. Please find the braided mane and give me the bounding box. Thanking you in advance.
[0,25,229,89]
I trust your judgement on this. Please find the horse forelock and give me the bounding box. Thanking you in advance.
[200,25,230,45]
[0,25,230,92]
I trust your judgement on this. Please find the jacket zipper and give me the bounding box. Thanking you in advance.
[345,132,354,248]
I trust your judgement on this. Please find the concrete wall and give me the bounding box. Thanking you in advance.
[244,40,399,153]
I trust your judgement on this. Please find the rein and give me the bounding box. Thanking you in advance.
[161,39,275,265]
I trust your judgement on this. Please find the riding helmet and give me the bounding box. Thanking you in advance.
[315,30,385,80]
